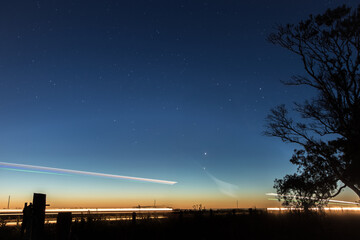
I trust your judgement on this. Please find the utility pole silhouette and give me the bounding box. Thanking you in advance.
[7,195,10,209]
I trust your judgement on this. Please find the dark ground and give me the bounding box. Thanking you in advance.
[1,210,359,240]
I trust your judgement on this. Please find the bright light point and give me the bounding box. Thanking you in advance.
[0,162,177,185]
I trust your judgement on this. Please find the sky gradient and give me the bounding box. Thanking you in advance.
[1,0,359,209]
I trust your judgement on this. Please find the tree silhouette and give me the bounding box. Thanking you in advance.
[265,5,360,209]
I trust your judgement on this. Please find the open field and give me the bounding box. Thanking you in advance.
[1,209,360,240]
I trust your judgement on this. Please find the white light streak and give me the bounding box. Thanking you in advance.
[0,162,177,185]
[266,193,359,205]
[46,208,173,213]
[267,207,360,211]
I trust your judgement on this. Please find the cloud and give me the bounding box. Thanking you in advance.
[205,170,239,198]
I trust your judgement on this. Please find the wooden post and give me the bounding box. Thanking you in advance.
[132,212,136,224]
[21,202,32,240]
[32,193,46,240]
[57,212,72,240]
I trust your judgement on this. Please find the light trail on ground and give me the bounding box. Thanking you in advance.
[0,208,173,215]
[0,161,177,185]
[267,207,360,211]
[266,193,359,205]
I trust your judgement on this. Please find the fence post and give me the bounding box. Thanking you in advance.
[31,193,46,240]
[57,212,72,240]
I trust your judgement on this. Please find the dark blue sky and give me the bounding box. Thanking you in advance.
[0,0,358,208]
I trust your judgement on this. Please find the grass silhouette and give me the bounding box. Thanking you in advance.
[1,210,359,239]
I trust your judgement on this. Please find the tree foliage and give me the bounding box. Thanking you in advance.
[265,5,360,209]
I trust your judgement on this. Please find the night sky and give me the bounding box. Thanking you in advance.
[1,0,359,209]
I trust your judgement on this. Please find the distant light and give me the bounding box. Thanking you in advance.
[0,162,177,185]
